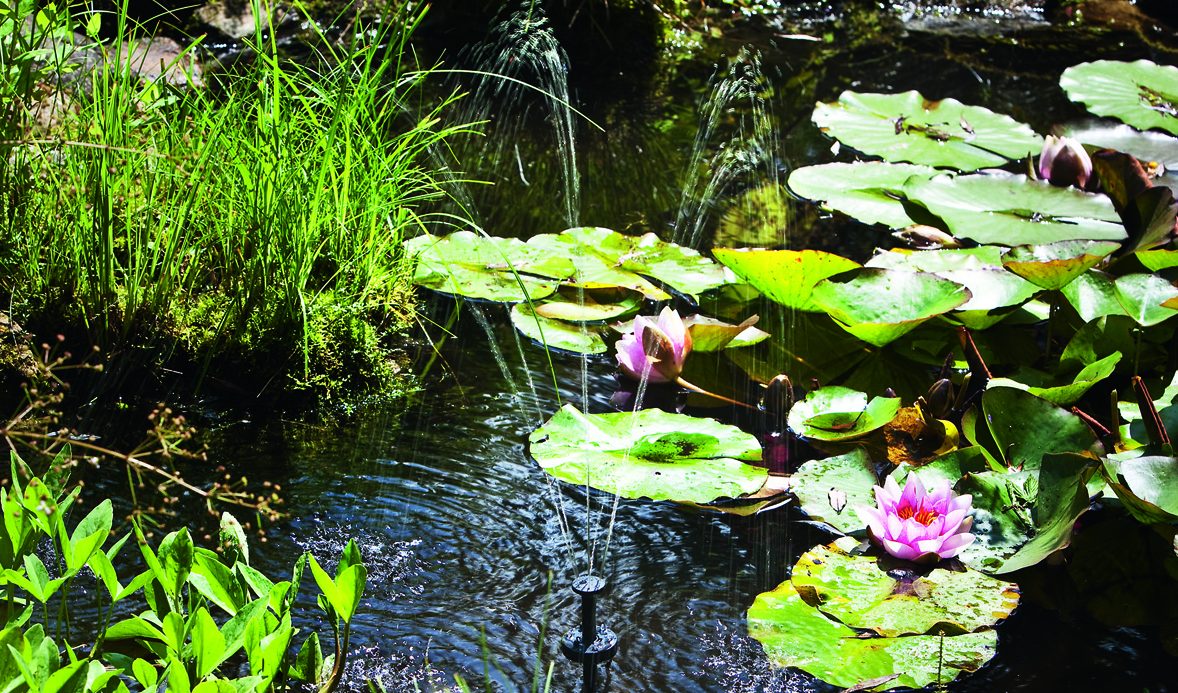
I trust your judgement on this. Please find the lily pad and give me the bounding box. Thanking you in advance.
[790,449,879,535]
[812,90,1042,170]
[524,232,671,301]
[712,248,860,312]
[1104,454,1178,523]
[811,269,971,346]
[866,247,1007,272]
[1136,249,1178,272]
[528,405,766,502]
[904,173,1126,246]
[1002,240,1122,291]
[1061,60,1178,136]
[970,388,1102,472]
[531,288,642,322]
[748,567,999,690]
[1061,271,1128,322]
[987,351,1122,406]
[407,232,573,302]
[1063,122,1178,170]
[788,386,902,442]
[511,304,608,355]
[1114,273,1178,326]
[791,541,1020,637]
[786,162,937,228]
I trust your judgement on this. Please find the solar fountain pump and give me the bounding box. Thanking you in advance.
[561,574,618,692]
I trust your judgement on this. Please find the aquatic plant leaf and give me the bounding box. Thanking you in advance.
[510,304,607,355]
[972,388,1102,472]
[1061,271,1128,322]
[524,233,671,300]
[786,162,937,227]
[1002,240,1121,291]
[866,247,1007,272]
[788,386,901,442]
[407,232,571,302]
[988,352,1122,406]
[791,542,1020,637]
[811,269,971,346]
[748,574,998,689]
[904,173,1126,246]
[1104,455,1178,523]
[996,453,1096,574]
[866,249,1036,313]
[1061,60,1178,136]
[531,288,642,322]
[683,315,768,351]
[1137,249,1178,271]
[1063,122,1178,170]
[556,227,733,299]
[712,248,860,312]
[723,310,869,386]
[1113,273,1178,326]
[790,449,878,535]
[528,405,766,503]
[812,90,1041,170]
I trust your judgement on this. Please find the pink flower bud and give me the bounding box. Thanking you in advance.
[615,307,692,383]
[1038,135,1093,189]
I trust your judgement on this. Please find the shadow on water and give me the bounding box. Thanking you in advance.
[87,2,1178,690]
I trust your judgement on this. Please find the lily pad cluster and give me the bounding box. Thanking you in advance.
[748,537,1018,690]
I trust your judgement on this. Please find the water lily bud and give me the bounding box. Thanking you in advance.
[615,307,692,383]
[1038,135,1093,189]
[855,474,975,564]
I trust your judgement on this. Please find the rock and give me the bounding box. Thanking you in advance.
[196,0,269,39]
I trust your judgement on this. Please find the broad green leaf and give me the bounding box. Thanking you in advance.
[976,388,1102,471]
[811,268,971,346]
[789,450,878,535]
[190,549,244,615]
[530,288,641,322]
[1002,240,1121,291]
[511,303,607,355]
[333,563,366,623]
[1113,273,1178,326]
[987,351,1122,406]
[684,315,768,352]
[1060,315,1142,371]
[1104,455,1178,523]
[66,499,112,574]
[995,452,1096,574]
[131,659,158,690]
[189,608,227,679]
[905,173,1126,246]
[1063,122,1178,170]
[1061,271,1128,322]
[307,555,341,618]
[1137,249,1178,271]
[157,529,194,599]
[1061,60,1178,135]
[786,162,937,227]
[787,386,901,441]
[290,633,324,683]
[791,542,1020,636]
[867,247,1007,271]
[866,248,1036,316]
[103,616,165,642]
[712,248,860,312]
[812,90,1041,170]
[747,578,998,689]
[523,233,670,300]
[407,231,572,302]
[528,405,766,502]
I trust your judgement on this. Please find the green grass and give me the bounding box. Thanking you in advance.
[0,0,475,404]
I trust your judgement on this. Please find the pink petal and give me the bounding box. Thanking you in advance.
[856,506,886,537]
[880,477,902,506]
[882,538,922,561]
[936,532,976,558]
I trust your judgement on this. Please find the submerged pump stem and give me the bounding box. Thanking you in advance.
[561,575,618,692]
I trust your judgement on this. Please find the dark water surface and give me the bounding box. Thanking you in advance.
[188,5,1178,691]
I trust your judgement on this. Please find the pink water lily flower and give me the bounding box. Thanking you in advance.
[616,307,692,383]
[856,474,975,564]
[1038,135,1093,189]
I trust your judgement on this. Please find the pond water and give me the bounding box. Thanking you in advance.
[181,3,1178,691]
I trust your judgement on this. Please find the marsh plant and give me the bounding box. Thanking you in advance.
[0,0,475,404]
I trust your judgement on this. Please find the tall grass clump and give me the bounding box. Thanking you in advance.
[0,0,474,404]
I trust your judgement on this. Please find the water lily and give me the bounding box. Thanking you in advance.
[856,475,974,564]
[1038,135,1093,189]
[616,307,692,383]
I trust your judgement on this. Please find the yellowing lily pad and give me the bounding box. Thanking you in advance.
[791,541,1020,638]
[811,269,971,346]
[712,248,860,312]
[528,405,766,503]
[1002,240,1122,291]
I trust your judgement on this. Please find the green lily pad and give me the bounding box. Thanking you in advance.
[811,269,971,346]
[791,541,1021,637]
[1061,271,1129,322]
[407,232,574,302]
[786,162,937,227]
[904,173,1126,246]
[1002,240,1122,291]
[712,248,860,312]
[748,565,999,690]
[866,247,1007,272]
[790,449,879,535]
[1063,122,1178,170]
[531,288,642,322]
[528,405,766,502]
[1136,249,1178,271]
[552,227,733,299]
[788,386,902,442]
[1114,273,1178,326]
[866,248,1036,313]
[987,351,1122,406]
[970,388,1102,472]
[524,232,671,300]
[1104,454,1178,523]
[511,304,608,355]
[1061,60,1178,136]
[812,90,1042,170]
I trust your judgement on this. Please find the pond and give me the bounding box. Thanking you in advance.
[193,2,1178,691]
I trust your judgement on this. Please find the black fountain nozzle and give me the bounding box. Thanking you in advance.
[560,574,618,693]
